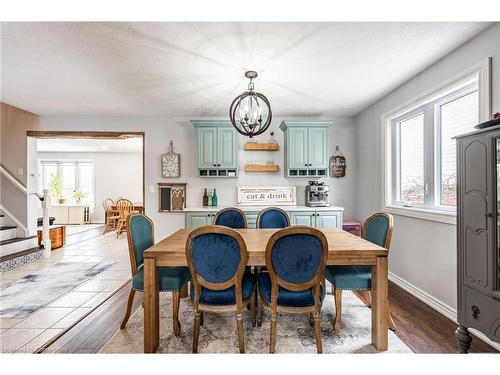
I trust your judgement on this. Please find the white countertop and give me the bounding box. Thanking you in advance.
[184,205,344,212]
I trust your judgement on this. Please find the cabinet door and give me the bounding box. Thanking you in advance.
[288,127,309,169]
[460,135,492,294]
[186,213,212,229]
[290,212,316,226]
[308,127,328,168]
[68,206,84,225]
[316,212,341,229]
[197,127,217,168]
[217,127,237,168]
[245,213,258,228]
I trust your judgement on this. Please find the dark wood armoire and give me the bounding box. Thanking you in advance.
[455,124,500,352]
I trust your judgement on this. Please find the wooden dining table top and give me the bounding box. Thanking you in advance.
[144,227,388,266]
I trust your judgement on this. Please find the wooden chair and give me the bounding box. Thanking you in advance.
[115,198,134,237]
[102,198,119,234]
[212,207,247,228]
[325,212,396,332]
[257,226,328,353]
[256,207,290,229]
[186,225,256,353]
[120,213,190,336]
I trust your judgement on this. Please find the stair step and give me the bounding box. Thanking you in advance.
[0,226,16,231]
[0,235,39,258]
[0,246,42,262]
[0,227,18,241]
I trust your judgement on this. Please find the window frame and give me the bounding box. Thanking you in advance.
[382,58,491,224]
[40,159,95,208]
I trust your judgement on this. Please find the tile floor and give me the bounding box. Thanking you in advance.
[0,231,131,353]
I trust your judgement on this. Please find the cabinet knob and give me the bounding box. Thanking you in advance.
[304,164,308,166]
[471,305,480,319]
[485,212,494,217]
[213,164,216,167]
[217,164,221,167]
[309,164,312,166]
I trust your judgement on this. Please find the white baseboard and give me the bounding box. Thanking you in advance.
[389,271,500,352]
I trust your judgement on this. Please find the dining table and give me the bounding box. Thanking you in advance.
[142,227,389,353]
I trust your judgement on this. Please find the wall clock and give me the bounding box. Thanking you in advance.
[161,140,181,178]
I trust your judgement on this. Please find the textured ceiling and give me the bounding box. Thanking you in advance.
[0,22,492,117]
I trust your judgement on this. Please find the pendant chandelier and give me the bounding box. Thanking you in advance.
[229,70,272,138]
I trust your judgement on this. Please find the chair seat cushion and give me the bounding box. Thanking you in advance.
[132,266,190,292]
[325,265,372,291]
[258,272,324,307]
[190,273,255,306]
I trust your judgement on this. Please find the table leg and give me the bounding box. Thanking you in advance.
[371,256,388,351]
[144,258,159,353]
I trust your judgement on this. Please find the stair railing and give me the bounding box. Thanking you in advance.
[0,164,51,255]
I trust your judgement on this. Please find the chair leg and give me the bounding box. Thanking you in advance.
[333,288,342,332]
[200,311,204,326]
[193,311,201,353]
[103,220,110,235]
[236,312,245,353]
[269,311,277,353]
[313,311,322,353]
[251,291,257,327]
[257,294,263,327]
[179,283,188,298]
[309,313,314,327]
[388,302,397,331]
[120,289,136,329]
[172,291,181,336]
[354,290,371,307]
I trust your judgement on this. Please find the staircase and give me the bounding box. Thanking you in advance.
[0,212,39,263]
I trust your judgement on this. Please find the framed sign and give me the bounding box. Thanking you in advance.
[158,183,186,212]
[237,186,296,206]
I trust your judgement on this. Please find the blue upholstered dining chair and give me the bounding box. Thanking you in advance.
[325,212,395,332]
[257,226,328,353]
[256,207,290,229]
[213,207,247,228]
[121,213,190,337]
[186,225,256,353]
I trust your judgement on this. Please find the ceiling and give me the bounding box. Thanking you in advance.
[0,22,492,117]
[37,138,143,153]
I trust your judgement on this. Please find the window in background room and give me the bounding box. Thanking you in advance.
[387,75,480,213]
[41,160,94,206]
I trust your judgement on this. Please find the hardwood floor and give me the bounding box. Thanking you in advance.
[41,280,498,353]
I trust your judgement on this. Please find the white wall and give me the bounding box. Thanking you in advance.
[354,23,500,311]
[37,151,143,223]
[37,116,356,239]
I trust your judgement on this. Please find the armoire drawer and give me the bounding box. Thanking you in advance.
[463,286,500,338]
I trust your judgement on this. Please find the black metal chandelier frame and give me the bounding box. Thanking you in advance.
[229,71,272,138]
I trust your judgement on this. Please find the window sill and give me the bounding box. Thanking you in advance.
[384,205,456,225]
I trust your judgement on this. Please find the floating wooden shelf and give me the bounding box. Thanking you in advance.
[245,164,280,173]
[244,142,279,151]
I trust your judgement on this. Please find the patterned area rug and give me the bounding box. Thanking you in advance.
[101,290,412,353]
[0,262,112,319]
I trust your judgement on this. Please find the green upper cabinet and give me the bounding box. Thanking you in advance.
[197,127,217,169]
[287,127,309,169]
[280,120,331,177]
[217,127,237,169]
[192,120,238,177]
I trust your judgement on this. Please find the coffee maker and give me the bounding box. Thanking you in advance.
[305,181,331,207]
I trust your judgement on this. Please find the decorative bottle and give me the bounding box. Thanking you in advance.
[212,188,218,207]
[207,189,212,206]
[202,188,208,207]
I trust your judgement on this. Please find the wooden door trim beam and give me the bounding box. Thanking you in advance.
[27,131,144,139]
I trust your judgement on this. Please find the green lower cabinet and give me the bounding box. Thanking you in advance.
[290,211,342,229]
[185,212,215,229]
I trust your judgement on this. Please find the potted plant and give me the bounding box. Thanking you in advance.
[73,190,88,204]
[48,173,65,204]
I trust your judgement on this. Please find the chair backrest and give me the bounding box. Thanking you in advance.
[186,225,248,305]
[265,226,328,293]
[102,198,115,215]
[212,207,247,229]
[126,213,154,274]
[362,212,394,250]
[116,198,134,219]
[256,207,290,229]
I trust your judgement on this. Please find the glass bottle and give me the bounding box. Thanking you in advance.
[207,189,212,206]
[212,188,218,207]
[202,188,208,207]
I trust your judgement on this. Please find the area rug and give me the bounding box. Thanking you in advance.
[0,261,112,319]
[101,291,412,353]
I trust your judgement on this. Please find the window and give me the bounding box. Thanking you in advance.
[41,160,94,206]
[384,62,491,220]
